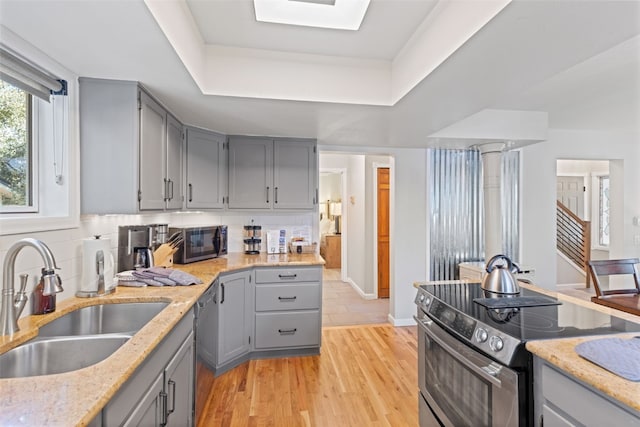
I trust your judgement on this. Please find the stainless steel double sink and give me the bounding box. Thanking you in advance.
[0,302,168,379]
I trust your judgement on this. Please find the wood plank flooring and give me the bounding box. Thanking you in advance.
[196,325,419,427]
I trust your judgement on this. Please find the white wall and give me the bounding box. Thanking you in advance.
[522,129,640,290]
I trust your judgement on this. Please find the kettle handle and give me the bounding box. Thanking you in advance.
[486,254,513,273]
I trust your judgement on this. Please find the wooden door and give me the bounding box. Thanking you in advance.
[377,168,390,299]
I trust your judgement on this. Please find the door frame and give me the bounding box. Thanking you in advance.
[319,167,348,282]
[372,162,392,299]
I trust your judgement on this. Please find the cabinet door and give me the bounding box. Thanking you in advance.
[166,114,184,210]
[139,90,167,210]
[228,137,272,209]
[186,128,227,209]
[273,139,316,209]
[165,334,194,427]
[123,372,164,427]
[217,270,251,366]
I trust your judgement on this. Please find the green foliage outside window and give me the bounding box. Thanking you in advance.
[0,80,31,207]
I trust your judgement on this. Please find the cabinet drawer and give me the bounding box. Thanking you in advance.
[256,283,321,311]
[255,311,320,349]
[255,267,322,284]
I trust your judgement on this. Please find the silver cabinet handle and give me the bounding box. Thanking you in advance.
[163,178,169,202]
[169,179,174,200]
[168,379,176,414]
[188,183,193,202]
[278,328,297,335]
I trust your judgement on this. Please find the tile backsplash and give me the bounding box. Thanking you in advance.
[0,211,316,317]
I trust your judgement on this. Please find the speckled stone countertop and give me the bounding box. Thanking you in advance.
[413,279,640,412]
[0,252,323,427]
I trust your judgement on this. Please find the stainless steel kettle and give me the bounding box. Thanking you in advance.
[481,254,521,295]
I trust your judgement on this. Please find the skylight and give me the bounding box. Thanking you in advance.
[253,0,371,31]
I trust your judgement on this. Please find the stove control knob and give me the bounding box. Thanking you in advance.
[489,336,504,352]
[475,328,488,343]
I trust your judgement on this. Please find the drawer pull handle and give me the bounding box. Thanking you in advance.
[278,274,297,279]
[278,296,297,301]
[278,328,297,335]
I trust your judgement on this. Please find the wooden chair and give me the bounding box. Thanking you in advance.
[587,258,640,297]
[587,258,640,316]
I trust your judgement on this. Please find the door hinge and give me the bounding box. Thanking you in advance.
[137,189,142,202]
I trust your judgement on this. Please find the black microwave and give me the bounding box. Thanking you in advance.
[168,225,227,264]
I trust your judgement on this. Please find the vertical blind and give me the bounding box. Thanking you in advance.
[428,148,520,281]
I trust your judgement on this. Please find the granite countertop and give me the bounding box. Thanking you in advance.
[414,279,640,412]
[0,252,324,427]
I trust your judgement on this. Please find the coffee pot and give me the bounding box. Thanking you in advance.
[481,254,521,295]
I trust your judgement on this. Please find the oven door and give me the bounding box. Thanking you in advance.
[415,314,521,427]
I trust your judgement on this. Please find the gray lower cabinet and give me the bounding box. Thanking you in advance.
[185,127,227,209]
[228,136,317,210]
[217,270,252,367]
[534,356,640,426]
[102,309,195,427]
[254,266,322,350]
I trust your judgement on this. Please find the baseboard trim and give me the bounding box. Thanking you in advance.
[345,278,376,300]
[389,314,416,327]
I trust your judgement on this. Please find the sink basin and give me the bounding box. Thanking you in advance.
[38,302,169,337]
[0,335,131,379]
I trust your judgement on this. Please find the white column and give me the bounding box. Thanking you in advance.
[479,142,505,260]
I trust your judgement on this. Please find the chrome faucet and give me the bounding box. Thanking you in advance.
[1,238,63,335]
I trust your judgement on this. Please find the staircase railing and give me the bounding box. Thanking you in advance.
[556,200,591,287]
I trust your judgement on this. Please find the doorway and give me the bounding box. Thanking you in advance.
[556,160,611,290]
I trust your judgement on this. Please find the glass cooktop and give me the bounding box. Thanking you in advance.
[420,282,640,342]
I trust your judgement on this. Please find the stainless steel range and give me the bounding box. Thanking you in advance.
[414,282,640,427]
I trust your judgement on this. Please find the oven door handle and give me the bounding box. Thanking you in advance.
[413,315,503,388]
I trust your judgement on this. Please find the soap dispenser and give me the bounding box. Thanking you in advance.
[32,268,57,315]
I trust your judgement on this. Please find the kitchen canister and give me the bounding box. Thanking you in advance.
[78,235,116,297]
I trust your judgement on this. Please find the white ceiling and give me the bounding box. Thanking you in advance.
[0,0,638,149]
[186,0,437,60]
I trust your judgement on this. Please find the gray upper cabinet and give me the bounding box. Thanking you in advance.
[79,78,183,214]
[273,139,316,209]
[166,114,184,210]
[138,91,167,210]
[185,127,227,209]
[228,137,272,209]
[228,136,317,210]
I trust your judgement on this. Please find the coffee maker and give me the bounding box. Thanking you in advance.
[117,224,167,272]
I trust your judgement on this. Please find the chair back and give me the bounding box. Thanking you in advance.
[587,258,640,297]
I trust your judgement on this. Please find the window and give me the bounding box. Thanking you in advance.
[0,79,36,212]
[598,175,610,247]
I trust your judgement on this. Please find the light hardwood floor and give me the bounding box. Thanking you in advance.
[322,268,390,327]
[196,325,419,427]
